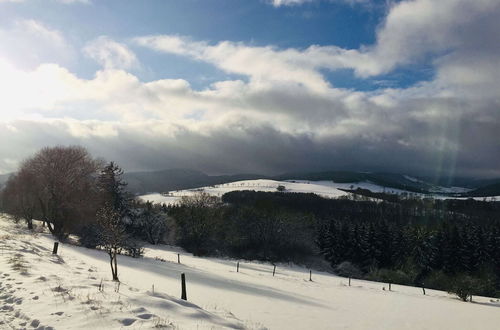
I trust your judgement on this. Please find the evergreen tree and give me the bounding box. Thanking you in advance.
[97,162,131,219]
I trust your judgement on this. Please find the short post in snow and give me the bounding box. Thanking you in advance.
[272,264,276,277]
[421,284,426,295]
[181,273,187,301]
[237,261,240,273]
[349,277,351,286]
[177,253,180,264]
[52,242,59,255]
[309,270,312,281]
[389,282,392,291]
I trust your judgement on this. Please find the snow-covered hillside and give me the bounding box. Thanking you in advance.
[138,179,495,205]
[140,179,353,205]
[1,216,499,330]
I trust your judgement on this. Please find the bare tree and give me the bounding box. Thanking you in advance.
[1,168,38,229]
[23,146,101,238]
[97,204,127,281]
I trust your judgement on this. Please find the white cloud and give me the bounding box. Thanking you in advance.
[56,0,90,3]
[0,19,74,68]
[1,0,500,177]
[270,0,314,6]
[84,36,139,70]
[268,0,368,7]
[0,0,90,3]
[134,35,338,92]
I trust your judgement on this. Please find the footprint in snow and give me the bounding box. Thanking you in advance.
[2,305,14,311]
[137,313,155,320]
[131,307,148,313]
[119,318,137,326]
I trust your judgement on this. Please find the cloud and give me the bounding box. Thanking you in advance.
[268,0,368,7]
[0,19,75,69]
[134,35,342,92]
[0,0,90,3]
[56,0,90,3]
[84,36,139,70]
[0,57,499,178]
[1,0,500,179]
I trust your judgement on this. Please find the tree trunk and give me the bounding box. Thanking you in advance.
[46,221,55,234]
[110,251,119,282]
[114,252,119,281]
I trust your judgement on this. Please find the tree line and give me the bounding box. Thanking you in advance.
[170,190,500,298]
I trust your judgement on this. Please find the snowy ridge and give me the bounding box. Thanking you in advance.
[1,216,500,329]
[138,179,494,206]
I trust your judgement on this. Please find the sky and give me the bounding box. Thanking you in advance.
[0,0,499,180]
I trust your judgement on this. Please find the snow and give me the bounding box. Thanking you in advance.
[138,179,493,205]
[1,215,500,330]
[403,175,419,183]
[139,179,354,205]
[137,193,181,205]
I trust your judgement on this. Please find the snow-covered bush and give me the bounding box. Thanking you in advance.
[130,201,169,245]
[123,239,145,258]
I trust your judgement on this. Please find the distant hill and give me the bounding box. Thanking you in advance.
[466,182,500,197]
[123,169,265,194]
[275,171,437,193]
[118,168,500,196]
[123,169,456,195]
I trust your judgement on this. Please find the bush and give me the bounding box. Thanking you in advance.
[422,270,453,291]
[335,261,362,278]
[448,274,483,301]
[122,240,144,258]
[78,224,103,249]
[366,268,413,285]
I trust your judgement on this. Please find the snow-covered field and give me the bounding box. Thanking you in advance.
[138,179,498,205]
[1,215,499,330]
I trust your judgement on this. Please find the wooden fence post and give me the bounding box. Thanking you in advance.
[349,277,351,286]
[52,242,59,255]
[389,282,392,291]
[309,270,312,281]
[177,254,180,264]
[181,273,187,300]
[272,264,276,277]
[237,262,239,273]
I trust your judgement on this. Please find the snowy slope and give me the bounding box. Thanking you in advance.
[1,216,499,330]
[0,218,245,330]
[139,179,353,205]
[138,179,498,205]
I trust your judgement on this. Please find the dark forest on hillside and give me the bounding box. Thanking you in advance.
[170,191,500,299]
